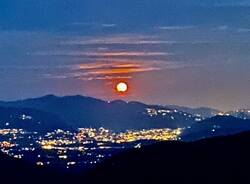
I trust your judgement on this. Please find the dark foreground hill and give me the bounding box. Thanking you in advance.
[1,131,250,184]
[86,131,250,184]
[0,152,75,184]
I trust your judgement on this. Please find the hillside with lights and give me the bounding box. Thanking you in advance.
[1,130,250,184]
[0,95,250,172]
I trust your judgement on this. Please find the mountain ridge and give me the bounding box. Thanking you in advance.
[0,106,69,133]
[182,115,250,141]
[0,95,198,131]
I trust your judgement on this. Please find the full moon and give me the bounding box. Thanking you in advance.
[116,82,128,93]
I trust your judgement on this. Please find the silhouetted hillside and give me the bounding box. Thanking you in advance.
[226,109,250,120]
[0,95,197,131]
[182,115,250,141]
[0,106,68,133]
[165,105,221,118]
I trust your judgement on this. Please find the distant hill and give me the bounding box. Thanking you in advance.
[87,131,250,184]
[182,115,250,141]
[0,106,68,133]
[226,109,250,120]
[165,105,221,118]
[0,95,198,131]
[1,95,250,136]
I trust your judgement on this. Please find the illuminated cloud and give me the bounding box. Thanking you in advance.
[77,76,132,81]
[61,33,224,47]
[78,65,160,75]
[43,59,198,81]
[72,61,163,80]
[32,51,171,58]
[62,35,176,45]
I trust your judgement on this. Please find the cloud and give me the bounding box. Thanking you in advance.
[215,25,229,31]
[101,24,117,28]
[20,31,213,82]
[70,61,163,80]
[78,65,160,75]
[81,76,132,81]
[238,28,250,33]
[43,59,200,81]
[214,1,250,7]
[62,35,177,45]
[61,36,223,48]
[69,22,117,29]
[32,51,172,58]
[157,26,195,30]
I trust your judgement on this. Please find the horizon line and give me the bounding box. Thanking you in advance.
[0,94,230,112]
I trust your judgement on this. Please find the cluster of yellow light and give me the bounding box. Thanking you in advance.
[40,139,76,148]
[115,128,182,143]
[0,129,23,135]
[39,128,182,153]
[0,141,15,148]
[76,128,182,144]
[39,136,80,152]
[76,128,114,143]
[42,144,53,150]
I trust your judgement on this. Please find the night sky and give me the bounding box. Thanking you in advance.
[1,0,250,110]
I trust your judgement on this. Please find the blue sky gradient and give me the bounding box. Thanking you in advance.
[1,0,250,110]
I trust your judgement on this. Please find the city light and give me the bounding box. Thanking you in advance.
[0,127,182,169]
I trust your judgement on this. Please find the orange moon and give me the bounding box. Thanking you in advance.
[116,82,128,93]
